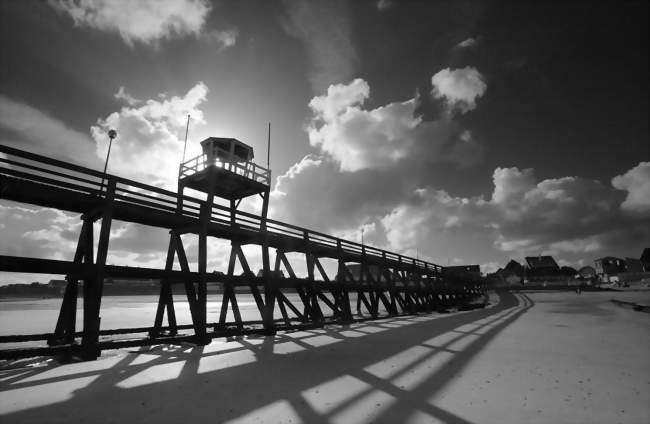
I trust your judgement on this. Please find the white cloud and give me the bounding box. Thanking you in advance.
[203,28,238,50]
[491,167,536,205]
[612,161,650,215]
[307,78,483,172]
[488,167,625,247]
[283,0,357,93]
[431,67,487,114]
[0,95,98,165]
[114,86,140,106]
[0,202,80,261]
[456,37,477,48]
[91,82,209,189]
[273,149,648,268]
[308,78,369,122]
[49,0,235,48]
[376,0,392,11]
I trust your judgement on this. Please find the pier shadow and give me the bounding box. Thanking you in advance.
[1,292,533,424]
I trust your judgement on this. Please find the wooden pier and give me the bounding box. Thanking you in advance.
[0,144,487,360]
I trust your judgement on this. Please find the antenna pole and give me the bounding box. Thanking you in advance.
[267,122,271,169]
[182,114,190,164]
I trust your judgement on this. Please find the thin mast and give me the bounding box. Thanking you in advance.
[267,122,271,169]
[182,114,190,164]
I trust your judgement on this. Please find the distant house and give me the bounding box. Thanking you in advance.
[560,266,578,276]
[577,266,596,280]
[640,248,650,271]
[47,279,67,295]
[256,269,285,279]
[350,264,387,281]
[594,257,626,282]
[496,260,525,286]
[47,279,67,289]
[525,255,563,283]
[625,258,645,273]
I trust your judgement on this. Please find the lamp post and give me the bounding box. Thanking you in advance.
[99,129,117,195]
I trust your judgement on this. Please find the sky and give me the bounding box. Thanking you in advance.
[0,0,648,284]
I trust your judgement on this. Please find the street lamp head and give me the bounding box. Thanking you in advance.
[108,129,117,140]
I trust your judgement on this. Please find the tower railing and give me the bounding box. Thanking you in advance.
[179,150,271,185]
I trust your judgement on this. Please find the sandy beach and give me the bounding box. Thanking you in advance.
[1,291,648,424]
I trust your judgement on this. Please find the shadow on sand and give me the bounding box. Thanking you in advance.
[1,292,533,424]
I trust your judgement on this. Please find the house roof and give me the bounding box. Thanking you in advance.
[525,256,559,269]
[504,260,523,271]
[594,256,623,262]
[641,248,650,263]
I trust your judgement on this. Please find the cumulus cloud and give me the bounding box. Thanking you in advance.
[0,95,98,165]
[283,0,357,93]
[456,37,478,48]
[612,161,650,215]
[488,167,625,249]
[431,67,487,113]
[307,78,483,172]
[272,153,433,237]
[273,147,648,268]
[376,164,647,262]
[50,0,235,49]
[91,82,208,189]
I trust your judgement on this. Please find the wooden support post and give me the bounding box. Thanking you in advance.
[219,242,243,329]
[277,250,313,322]
[303,231,323,323]
[196,175,214,344]
[312,256,340,316]
[151,235,178,337]
[362,258,379,318]
[171,233,201,332]
[274,250,306,323]
[50,217,93,346]
[81,179,114,360]
[397,257,414,314]
[336,240,352,322]
[260,189,276,334]
[273,251,291,326]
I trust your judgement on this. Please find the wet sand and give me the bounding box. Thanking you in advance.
[1,291,648,423]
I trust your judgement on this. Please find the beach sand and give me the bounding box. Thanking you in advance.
[1,291,648,423]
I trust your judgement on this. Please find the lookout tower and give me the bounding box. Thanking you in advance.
[179,137,270,202]
[152,136,275,343]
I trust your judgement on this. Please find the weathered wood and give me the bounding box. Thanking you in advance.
[80,179,115,359]
[0,144,487,360]
[50,217,90,345]
[151,235,178,337]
